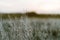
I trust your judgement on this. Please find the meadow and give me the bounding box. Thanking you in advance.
[0,12,60,40]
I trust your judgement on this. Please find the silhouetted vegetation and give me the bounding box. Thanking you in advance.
[0,12,60,19]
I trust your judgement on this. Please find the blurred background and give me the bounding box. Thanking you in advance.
[0,0,60,14]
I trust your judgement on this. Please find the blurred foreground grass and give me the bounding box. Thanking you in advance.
[0,12,60,40]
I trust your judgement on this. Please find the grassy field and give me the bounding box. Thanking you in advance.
[0,12,60,40]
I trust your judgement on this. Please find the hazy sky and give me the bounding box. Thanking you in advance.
[0,0,60,13]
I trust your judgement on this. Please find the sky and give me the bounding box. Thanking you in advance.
[0,0,60,14]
